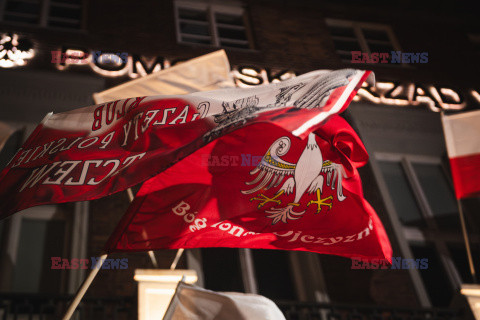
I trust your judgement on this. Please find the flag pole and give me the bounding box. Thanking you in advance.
[62,253,108,320]
[126,188,159,268]
[441,112,477,284]
[457,198,477,283]
[126,188,184,269]
[61,186,167,320]
[170,248,185,270]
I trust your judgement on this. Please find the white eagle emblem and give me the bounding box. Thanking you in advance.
[242,133,346,224]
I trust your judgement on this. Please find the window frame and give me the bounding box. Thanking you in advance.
[0,205,70,293]
[0,0,85,32]
[188,247,328,302]
[372,152,478,306]
[326,18,404,66]
[0,202,89,294]
[174,0,253,50]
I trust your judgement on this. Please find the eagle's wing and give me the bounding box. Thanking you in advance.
[241,137,295,195]
[320,161,346,201]
[294,69,355,109]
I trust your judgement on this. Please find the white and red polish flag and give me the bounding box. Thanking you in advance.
[105,115,392,261]
[0,69,372,219]
[442,110,480,199]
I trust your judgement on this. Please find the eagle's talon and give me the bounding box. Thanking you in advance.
[307,189,333,213]
[266,205,305,224]
[287,202,300,207]
[250,190,284,209]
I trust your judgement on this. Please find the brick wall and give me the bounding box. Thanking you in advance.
[1,0,477,305]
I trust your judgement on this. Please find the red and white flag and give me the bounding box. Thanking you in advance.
[0,69,371,219]
[105,115,392,262]
[442,110,480,199]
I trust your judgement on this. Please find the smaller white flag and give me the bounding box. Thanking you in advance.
[441,110,480,199]
[163,282,286,320]
[93,50,234,104]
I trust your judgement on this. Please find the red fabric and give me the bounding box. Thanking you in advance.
[106,116,392,262]
[0,104,338,219]
[450,154,480,199]
[0,70,370,219]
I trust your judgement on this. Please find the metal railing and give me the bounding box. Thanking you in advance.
[0,293,135,320]
[0,293,464,320]
[276,301,464,320]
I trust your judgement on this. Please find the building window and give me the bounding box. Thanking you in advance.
[0,205,68,293]
[200,248,302,301]
[175,0,252,50]
[0,202,90,293]
[326,19,401,64]
[376,154,480,306]
[251,249,297,300]
[201,248,245,292]
[12,211,67,293]
[0,0,83,30]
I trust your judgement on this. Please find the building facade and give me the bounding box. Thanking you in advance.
[0,0,479,318]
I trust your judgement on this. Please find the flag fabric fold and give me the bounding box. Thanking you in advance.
[105,115,392,262]
[442,110,480,199]
[163,281,286,320]
[0,69,372,219]
[93,50,234,104]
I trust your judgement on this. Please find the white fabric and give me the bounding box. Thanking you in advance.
[93,50,234,104]
[163,282,286,320]
[46,69,370,138]
[442,110,480,158]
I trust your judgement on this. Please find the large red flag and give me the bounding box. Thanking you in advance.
[442,110,480,199]
[0,69,371,219]
[105,116,392,262]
